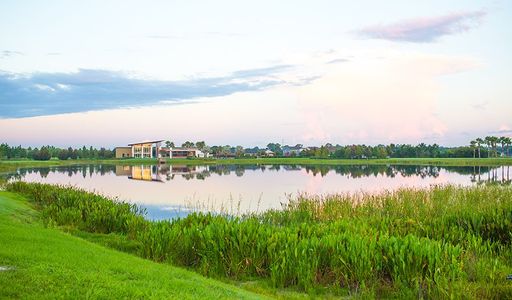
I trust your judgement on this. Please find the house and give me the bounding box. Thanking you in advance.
[244,148,275,157]
[114,147,132,158]
[282,145,304,157]
[159,147,207,159]
[244,147,260,156]
[262,149,275,157]
[115,140,208,159]
[127,140,164,158]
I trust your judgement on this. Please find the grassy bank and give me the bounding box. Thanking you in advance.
[5,182,512,298]
[1,157,512,175]
[0,191,267,299]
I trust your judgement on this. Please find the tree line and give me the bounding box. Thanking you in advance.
[162,138,511,159]
[1,136,510,161]
[0,144,114,161]
[469,136,512,158]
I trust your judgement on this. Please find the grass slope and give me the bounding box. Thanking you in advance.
[0,191,265,299]
[6,182,512,298]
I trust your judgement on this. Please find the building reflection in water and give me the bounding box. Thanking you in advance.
[115,164,209,182]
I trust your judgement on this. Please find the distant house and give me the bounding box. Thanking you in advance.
[244,148,260,156]
[115,140,207,159]
[114,147,132,158]
[262,149,275,157]
[282,145,304,157]
[244,148,275,157]
[127,140,164,158]
[159,147,207,159]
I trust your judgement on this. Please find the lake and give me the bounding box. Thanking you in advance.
[8,164,511,220]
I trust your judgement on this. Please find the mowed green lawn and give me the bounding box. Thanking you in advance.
[0,191,265,299]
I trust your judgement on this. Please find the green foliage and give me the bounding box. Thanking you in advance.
[6,181,146,235]
[32,146,51,160]
[0,143,114,160]
[4,182,512,298]
[0,191,263,299]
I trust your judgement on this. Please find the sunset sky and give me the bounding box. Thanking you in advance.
[1,0,511,147]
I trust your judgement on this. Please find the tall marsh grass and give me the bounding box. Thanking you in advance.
[5,181,512,298]
[6,181,146,235]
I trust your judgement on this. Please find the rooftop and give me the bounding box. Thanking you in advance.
[128,140,164,146]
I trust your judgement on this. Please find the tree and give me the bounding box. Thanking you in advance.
[58,149,69,160]
[476,138,483,158]
[484,136,493,157]
[235,145,244,157]
[499,136,507,157]
[195,141,206,151]
[490,136,499,157]
[182,141,195,148]
[505,137,512,157]
[314,146,329,158]
[165,140,175,148]
[266,143,282,156]
[470,140,477,158]
[33,147,51,161]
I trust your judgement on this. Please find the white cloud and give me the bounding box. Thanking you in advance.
[33,84,56,92]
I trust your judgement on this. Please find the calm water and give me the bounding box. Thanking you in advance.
[7,164,511,220]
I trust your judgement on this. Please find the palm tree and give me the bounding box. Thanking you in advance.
[499,137,507,157]
[503,136,512,157]
[491,136,500,157]
[484,136,493,157]
[470,140,477,158]
[476,138,484,158]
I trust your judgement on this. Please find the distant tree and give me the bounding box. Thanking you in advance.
[484,136,493,157]
[182,141,195,148]
[195,141,206,151]
[266,143,282,156]
[58,149,69,160]
[210,146,220,156]
[505,137,512,157]
[235,145,244,157]
[475,138,483,158]
[314,146,329,158]
[470,140,477,158]
[222,145,232,156]
[499,136,507,157]
[202,145,211,154]
[0,143,8,159]
[165,140,175,148]
[33,147,51,161]
[490,136,499,157]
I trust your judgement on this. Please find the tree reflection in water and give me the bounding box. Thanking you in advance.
[5,164,511,186]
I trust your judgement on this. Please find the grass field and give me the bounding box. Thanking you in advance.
[0,191,267,299]
[4,182,512,298]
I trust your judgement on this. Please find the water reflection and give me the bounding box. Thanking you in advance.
[5,163,511,219]
[9,164,512,186]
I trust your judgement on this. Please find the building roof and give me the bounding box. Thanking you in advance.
[114,146,132,150]
[160,147,201,151]
[283,146,304,151]
[128,140,164,146]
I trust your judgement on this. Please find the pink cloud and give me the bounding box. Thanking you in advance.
[358,10,486,42]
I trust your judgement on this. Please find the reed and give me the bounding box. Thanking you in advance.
[6,181,146,235]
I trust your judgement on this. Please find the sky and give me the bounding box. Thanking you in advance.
[1,0,511,147]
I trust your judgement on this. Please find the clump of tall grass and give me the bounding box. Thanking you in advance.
[5,181,512,298]
[6,181,146,235]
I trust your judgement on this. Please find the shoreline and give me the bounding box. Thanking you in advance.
[2,157,512,172]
